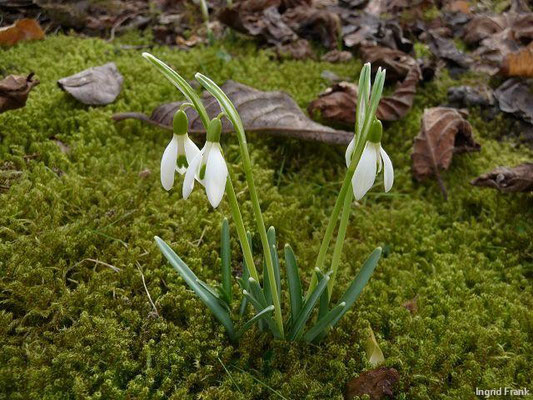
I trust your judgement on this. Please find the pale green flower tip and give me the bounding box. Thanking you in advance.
[266,305,275,311]
[248,277,256,283]
[242,290,249,296]
[339,302,346,307]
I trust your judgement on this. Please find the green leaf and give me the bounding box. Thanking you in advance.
[243,289,281,339]
[263,227,281,306]
[303,301,345,343]
[236,305,275,338]
[248,277,268,308]
[142,53,210,129]
[221,218,232,304]
[155,236,235,340]
[288,269,331,341]
[284,244,302,323]
[331,247,382,327]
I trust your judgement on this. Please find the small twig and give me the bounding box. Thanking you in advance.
[217,357,243,395]
[108,14,134,42]
[76,258,121,272]
[136,261,159,317]
[194,226,208,247]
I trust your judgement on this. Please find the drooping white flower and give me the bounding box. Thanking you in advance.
[182,118,228,208]
[346,119,394,200]
[160,110,200,191]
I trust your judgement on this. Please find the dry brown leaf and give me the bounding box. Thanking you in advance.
[321,49,353,63]
[500,43,533,77]
[0,73,40,113]
[57,63,123,106]
[113,80,352,145]
[0,19,45,46]
[307,63,421,125]
[360,45,417,82]
[411,107,480,199]
[494,78,533,124]
[471,163,533,192]
[276,38,314,60]
[345,367,400,400]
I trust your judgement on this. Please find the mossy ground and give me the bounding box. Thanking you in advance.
[1,32,532,400]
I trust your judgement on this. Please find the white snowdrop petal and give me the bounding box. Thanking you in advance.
[345,137,355,168]
[352,142,377,200]
[161,134,178,191]
[183,152,202,199]
[184,135,201,164]
[380,146,394,192]
[204,144,228,208]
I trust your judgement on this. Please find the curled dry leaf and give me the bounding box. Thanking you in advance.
[113,80,352,145]
[276,38,314,60]
[447,85,495,108]
[57,62,123,106]
[360,45,417,82]
[0,73,40,113]
[425,30,472,69]
[308,63,421,125]
[494,78,533,124]
[471,163,533,193]
[281,5,340,49]
[345,367,400,400]
[321,49,353,63]
[0,19,44,46]
[411,107,480,199]
[500,43,533,77]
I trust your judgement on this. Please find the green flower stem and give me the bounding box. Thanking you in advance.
[195,73,285,338]
[327,188,353,300]
[226,177,260,283]
[305,141,366,299]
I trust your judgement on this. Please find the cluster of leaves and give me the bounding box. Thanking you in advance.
[156,219,381,343]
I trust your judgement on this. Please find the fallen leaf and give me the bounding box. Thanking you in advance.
[425,30,472,69]
[307,63,421,125]
[321,49,353,63]
[0,19,44,46]
[500,43,533,77]
[345,367,400,400]
[447,0,471,14]
[0,73,40,113]
[402,297,418,314]
[50,137,71,154]
[463,15,507,45]
[411,107,480,199]
[281,5,340,49]
[376,63,421,121]
[139,169,152,178]
[471,163,533,192]
[276,38,314,60]
[471,28,520,75]
[365,328,385,367]
[494,78,533,124]
[447,85,495,108]
[360,45,417,82]
[340,12,412,52]
[113,80,352,145]
[57,63,124,105]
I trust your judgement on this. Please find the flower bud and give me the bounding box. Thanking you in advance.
[173,110,188,136]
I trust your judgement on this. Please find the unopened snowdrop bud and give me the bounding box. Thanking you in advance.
[160,110,201,191]
[183,117,228,208]
[351,118,394,200]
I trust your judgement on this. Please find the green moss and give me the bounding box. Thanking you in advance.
[1,33,532,400]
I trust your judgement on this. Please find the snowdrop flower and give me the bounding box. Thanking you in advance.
[183,118,228,208]
[346,119,394,200]
[161,110,200,191]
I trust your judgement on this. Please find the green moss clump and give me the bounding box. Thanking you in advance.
[1,33,532,399]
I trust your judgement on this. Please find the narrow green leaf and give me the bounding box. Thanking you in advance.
[155,236,235,339]
[248,277,268,307]
[288,269,331,341]
[331,247,382,327]
[318,280,329,321]
[142,53,210,128]
[221,218,232,304]
[243,290,281,339]
[236,305,275,338]
[284,244,303,323]
[303,301,345,343]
